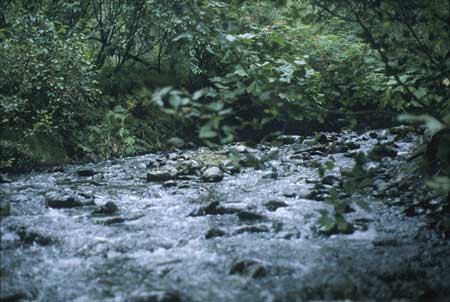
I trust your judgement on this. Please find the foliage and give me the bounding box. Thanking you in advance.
[0,14,99,137]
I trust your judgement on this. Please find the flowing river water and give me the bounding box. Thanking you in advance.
[1,129,450,302]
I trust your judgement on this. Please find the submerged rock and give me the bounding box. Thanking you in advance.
[76,168,97,177]
[92,201,118,215]
[202,167,224,182]
[191,201,239,216]
[369,144,397,160]
[128,290,182,302]
[276,135,302,145]
[237,211,265,221]
[234,225,270,234]
[205,227,227,239]
[264,200,288,212]
[0,199,11,217]
[16,227,54,246]
[176,159,201,175]
[230,259,268,278]
[45,191,95,209]
[147,166,178,182]
[0,173,12,183]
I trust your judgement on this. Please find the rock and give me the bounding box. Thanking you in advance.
[264,200,288,212]
[321,175,340,187]
[0,291,29,302]
[237,211,264,221]
[235,225,270,234]
[191,201,239,216]
[389,125,411,137]
[221,159,240,174]
[0,200,11,217]
[47,165,65,173]
[369,144,397,160]
[92,201,118,215]
[302,138,316,145]
[277,135,302,145]
[147,166,178,182]
[176,159,201,175]
[373,179,388,192]
[344,141,360,150]
[167,137,185,149]
[369,132,379,139]
[230,260,268,278]
[128,291,182,302]
[45,191,95,209]
[205,228,227,239]
[98,217,126,225]
[76,168,97,177]
[17,227,54,246]
[163,180,178,188]
[316,133,328,144]
[234,144,248,153]
[0,173,12,183]
[202,167,224,182]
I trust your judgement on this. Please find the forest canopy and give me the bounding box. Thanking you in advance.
[0,0,449,170]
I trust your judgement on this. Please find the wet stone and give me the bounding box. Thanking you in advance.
[234,225,270,234]
[76,168,97,177]
[17,227,54,246]
[277,135,302,145]
[230,259,268,278]
[237,210,264,221]
[163,180,177,188]
[205,227,227,239]
[47,165,65,173]
[369,144,398,160]
[264,200,288,212]
[97,217,126,225]
[0,173,12,183]
[92,201,118,215]
[202,166,224,182]
[45,191,95,209]
[0,199,11,217]
[345,141,360,150]
[147,166,178,182]
[128,291,182,302]
[191,201,239,217]
[321,175,340,187]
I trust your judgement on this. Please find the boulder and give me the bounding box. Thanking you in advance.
[16,227,54,246]
[147,166,178,182]
[237,211,264,221]
[235,225,270,234]
[0,199,11,217]
[92,201,118,215]
[176,160,201,175]
[128,290,182,302]
[264,200,288,212]
[202,166,224,182]
[0,173,12,183]
[45,191,95,209]
[230,259,268,278]
[76,168,97,177]
[205,228,227,239]
[191,201,239,216]
[369,144,397,160]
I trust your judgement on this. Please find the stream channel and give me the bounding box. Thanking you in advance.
[1,129,450,302]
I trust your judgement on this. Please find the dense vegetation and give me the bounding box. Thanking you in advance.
[1,0,449,202]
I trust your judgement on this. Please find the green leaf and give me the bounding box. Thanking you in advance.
[199,126,217,139]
